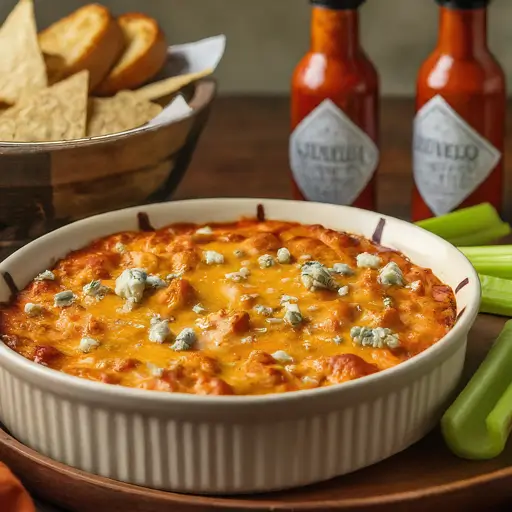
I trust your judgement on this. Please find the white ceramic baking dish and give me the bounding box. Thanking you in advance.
[0,199,480,495]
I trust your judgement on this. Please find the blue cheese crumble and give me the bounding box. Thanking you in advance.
[409,280,421,292]
[225,267,251,282]
[83,280,110,299]
[225,272,243,282]
[338,285,349,296]
[79,337,100,353]
[332,335,343,345]
[331,263,355,276]
[280,294,298,304]
[283,302,303,326]
[171,328,196,351]
[379,262,405,286]
[34,270,55,281]
[356,253,382,269]
[383,296,393,308]
[277,247,292,264]
[24,303,43,316]
[192,303,206,314]
[203,250,224,265]
[240,293,259,302]
[114,242,126,254]
[258,254,275,268]
[149,317,170,343]
[301,261,338,291]
[115,268,147,303]
[54,290,76,308]
[146,275,167,289]
[272,350,293,364]
[147,362,164,377]
[239,267,251,278]
[195,226,213,235]
[254,304,273,317]
[195,318,211,330]
[350,326,400,349]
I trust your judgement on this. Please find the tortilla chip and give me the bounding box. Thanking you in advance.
[0,70,89,142]
[134,69,212,102]
[87,92,162,137]
[0,0,47,105]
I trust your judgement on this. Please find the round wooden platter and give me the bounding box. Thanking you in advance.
[1,315,512,512]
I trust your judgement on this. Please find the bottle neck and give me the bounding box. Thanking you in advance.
[310,6,361,58]
[437,6,488,58]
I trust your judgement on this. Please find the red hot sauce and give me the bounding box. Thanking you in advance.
[290,0,379,210]
[412,0,505,221]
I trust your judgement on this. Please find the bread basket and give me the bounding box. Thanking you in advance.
[0,78,216,260]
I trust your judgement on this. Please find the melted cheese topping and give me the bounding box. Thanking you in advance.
[0,219,457,396]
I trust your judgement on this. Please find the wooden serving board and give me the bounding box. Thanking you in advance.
[0,314,511,512]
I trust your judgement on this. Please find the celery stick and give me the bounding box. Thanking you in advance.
[486,381,512,457]
[480,274,512,316]
[416,203,510,245]
[448,223,511,247]
[441,320,512,459]
[461,246,512,259]
[459,246,512,278]
[469,261,512,280]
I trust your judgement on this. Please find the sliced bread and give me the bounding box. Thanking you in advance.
[39,3,125,90]
[94,12,167,96]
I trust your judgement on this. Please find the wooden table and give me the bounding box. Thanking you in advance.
[20,96,512,510]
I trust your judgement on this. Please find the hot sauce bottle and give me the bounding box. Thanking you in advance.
[412,0,505,221]
[290,0,379,210]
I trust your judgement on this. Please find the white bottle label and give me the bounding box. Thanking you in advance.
[413,95,501,216]
[289,99,379,205]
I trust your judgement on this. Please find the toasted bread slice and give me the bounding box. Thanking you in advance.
[39,4,125,90]
[94,13,167,96]
[0,0,47,105]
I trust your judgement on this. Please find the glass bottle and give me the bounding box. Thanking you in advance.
[290,0,379,210]
[412,0,505,221]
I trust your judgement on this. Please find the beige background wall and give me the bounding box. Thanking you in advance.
[5,0,511,95]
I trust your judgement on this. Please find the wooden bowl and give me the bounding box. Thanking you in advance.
[0,78,216,260]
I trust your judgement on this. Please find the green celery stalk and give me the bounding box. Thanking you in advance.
[480,274,512,317]
[461,245,512,259]
[416,203,511,246]
[441,320,512,459]
[448,223,511,247]
[459,246,512,279]
[472,261,512,280]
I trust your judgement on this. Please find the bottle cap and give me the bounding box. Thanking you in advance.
[436,0,490,8]
[310,0,365,9]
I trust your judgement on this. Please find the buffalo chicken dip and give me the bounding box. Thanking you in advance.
[0,219,456,395]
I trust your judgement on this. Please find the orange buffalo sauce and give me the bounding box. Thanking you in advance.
[290,0,379,210]
[412,0,505,221]
[0,219,456,396]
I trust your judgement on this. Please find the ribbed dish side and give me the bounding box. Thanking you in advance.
[0,341,465,494]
